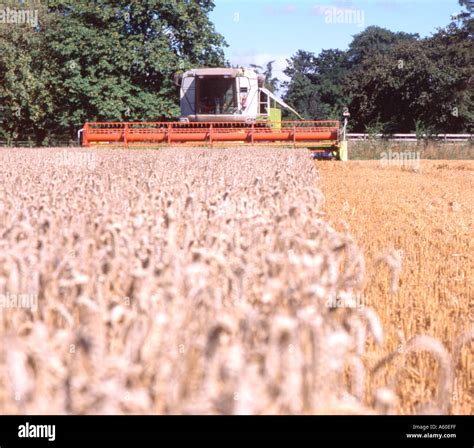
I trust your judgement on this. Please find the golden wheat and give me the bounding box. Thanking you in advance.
[0,148,470,414]
[318,159,473,415]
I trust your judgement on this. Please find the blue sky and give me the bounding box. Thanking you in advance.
[210,0,463,85]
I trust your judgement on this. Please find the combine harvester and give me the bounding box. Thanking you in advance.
[81,68,348,160]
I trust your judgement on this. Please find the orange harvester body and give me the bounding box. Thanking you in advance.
[82,121,340,148]
[81,67,348,159]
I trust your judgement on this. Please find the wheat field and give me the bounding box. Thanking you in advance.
[318,159,473,415]
[0,148,471,414]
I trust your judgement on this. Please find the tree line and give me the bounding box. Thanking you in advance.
[0,0,226,145]
[0,0,472,145]
[283,1,473,134]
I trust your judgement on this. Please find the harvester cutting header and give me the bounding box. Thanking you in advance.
[81,67,348,160]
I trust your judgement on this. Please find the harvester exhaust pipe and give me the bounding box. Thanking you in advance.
[77,128,84,146]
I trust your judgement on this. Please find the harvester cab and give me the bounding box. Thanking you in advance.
[179,67,301,126]
[80,66,348,161]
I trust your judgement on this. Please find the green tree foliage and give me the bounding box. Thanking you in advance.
[345,27,422,132]
[283,51,326,119]
[283,49,349,120]
[346,23,473,133]
[0,0,226,144]
[0,2,55,144]
[423,5,473,132]
[249,60,279,92]
[347,26,419,65]
[284,5,473,133]
[0,1,472,143]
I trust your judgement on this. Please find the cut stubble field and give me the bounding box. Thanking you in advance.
[318,160,473,414]
[0,148,471,415]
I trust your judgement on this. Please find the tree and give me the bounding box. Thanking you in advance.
[0,2,55,144]
[282,51,321,119]
[344,22,472,132]
[422,0,473,132]
[346,35,420,131]
[283,16,473,132]
[250,60,279,92]
[344,27,420,132]
[283,49,349,120]
[347,26,419,65]
[0,0,227,144]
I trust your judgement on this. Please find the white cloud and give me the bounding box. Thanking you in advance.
[262,3,299,16]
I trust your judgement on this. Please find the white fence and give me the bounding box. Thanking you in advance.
[348,133,473,142]
[0,141,77,148]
